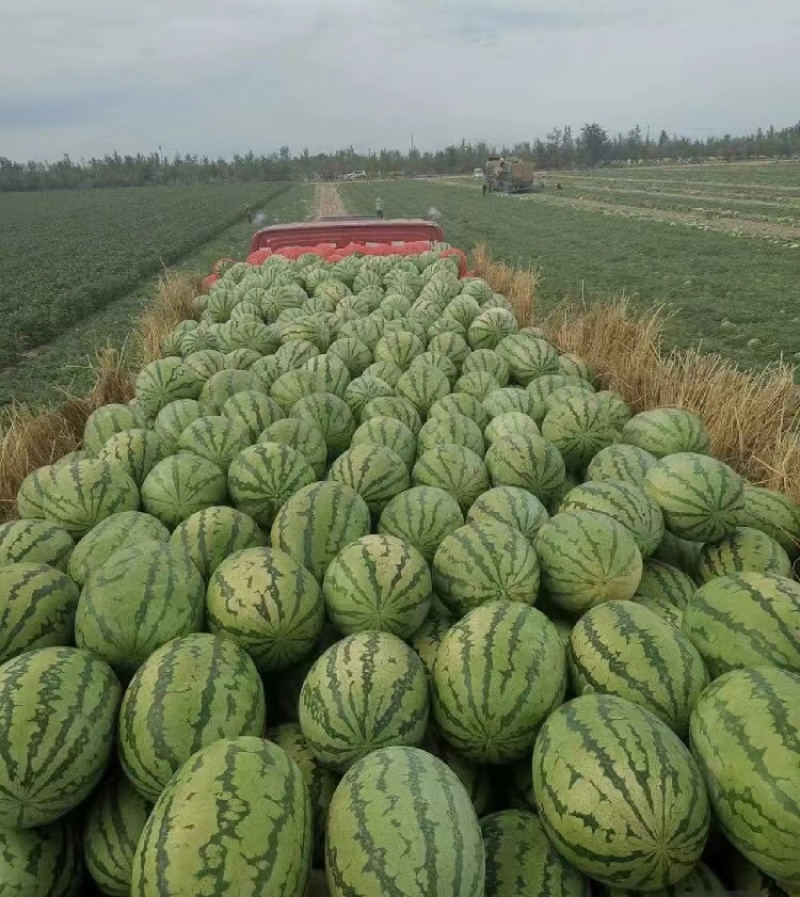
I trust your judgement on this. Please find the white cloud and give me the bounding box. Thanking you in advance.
[1,0,798,160]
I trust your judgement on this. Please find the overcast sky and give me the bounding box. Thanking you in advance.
[2,0,798,162]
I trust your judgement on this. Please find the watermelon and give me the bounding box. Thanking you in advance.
[497,334,560,385]
[426,331,471,367]
[75,539,205,678]
[184,348,227,381]
[483,410,540,445]
[140,452,227,529]
[454,371,501,401]
[604,863,725,897]
[421,724,492,817]
[281,315,332,351]
[644,452,745,542]
[325,747,484,897]
[378,485,464,563]
[430,392,491,430]
[362,395,422,436]
[690,666,800,885]
[410,616,453,681]
[0,518,73,571]
[682,572,800,677]
[326,444,410,514]
[409,350,459,386]
[274,339,321,370]
[730,852,798,897]
[655,530,705,579]
[207,546,324,673]
[17,459,140,538]
[269,722,339,866]
[67,509,170,587]
[131,737,312,897]
[395,365,451,416]
[558,353,593,382]
[534,694,710,890]
[696,526,792,581]
[170,505,265,580]
[559,479,665,557]
[364,360,403,388]
[738,485,800,557]
[482,386,536,421]
[444,294,481,329]
[328,338,373,377]
[433,519,541,618]
[535,510,643,614]
[0,562,79,664]
[200,368,264,413]
[97,428,169,486]
[417,412,485,458]
[568,600,709,737]
[526,374,592,414]
[350,414,416,470]
[468,307,519,350]
[83,403,143,455]
[118,633,266,801]
[484,432,566,503]
[622,408,711,458]
[270,481,371,583]
[304,353,352,398]
[222,389,284,439]
[343,374,395,421]
[461,348,510,386]
[224,347,263,370]
[84,773,151,896]
[466,486,548,546]
[260,417,328,478]
[228,442,315,528]
[432,601,565,763]
[323,534,432,638]
[412,444,489,512]
[585,443,658,489]
[480,810,588,897]
[250,353,286,391]
[271,369,317,414]
[299,631,429,771]
[634,558,695,628]
[0,646,121,828]
[134,358,201,417]
[541,393,620,471]
[177,414,251,469]
[153,398,206,451]
[291,392,356,460]
[0,817,83,896]
[373,330,425,370]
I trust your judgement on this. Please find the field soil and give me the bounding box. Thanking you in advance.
[313,184,347,219]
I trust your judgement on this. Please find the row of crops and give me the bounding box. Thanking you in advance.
[0,238,798,896]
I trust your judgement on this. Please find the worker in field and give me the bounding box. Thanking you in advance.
[482,181,488,196]
[243,204,253,222]
[375,197,384,219]
[557,182,563,191]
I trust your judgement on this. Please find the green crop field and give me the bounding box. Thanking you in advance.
[0,184,311,406]
[341,163,800,375]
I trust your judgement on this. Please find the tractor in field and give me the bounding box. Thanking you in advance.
[484,155,544,194]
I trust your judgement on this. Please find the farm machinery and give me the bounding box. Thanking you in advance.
[485,155,544,194]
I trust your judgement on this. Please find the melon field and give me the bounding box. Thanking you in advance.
[0,233,798,897]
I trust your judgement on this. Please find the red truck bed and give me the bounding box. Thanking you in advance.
[249,218,445,253]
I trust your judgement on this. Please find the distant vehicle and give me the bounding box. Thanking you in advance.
[352,171,367,179]
[473,168,485,179]
[484,155,544,194]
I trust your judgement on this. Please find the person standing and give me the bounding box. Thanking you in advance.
[375,197,384,219]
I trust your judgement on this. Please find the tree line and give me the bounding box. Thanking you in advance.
[2,121,799,192]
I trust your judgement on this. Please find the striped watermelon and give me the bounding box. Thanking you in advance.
[453,371,501,401]
[410,616,453,681]
[496,334,559,386]
[682,572,800,677]
[426,331,471,368]
[466,486,549,546]
[299,631,429,772]
[97,428,169,486]
[430,392,491,430]
[67,509,170,587]
[271,369,317,414]
[595,390,632,430]
[483,410,540,445]
[0,562,79,664]
[738,485,800,557]
[362,395,422,435]
[222,389,284,439]
[568,600,709,737]
[280,315,332,351]
[467,307,518,350]
[422,723,492,817]
[433,521,540,617]
[200,368,264,413]
[170,506,265,580]
[374,331,425,370]
[622,408,711,458]
[559,479,665,557]
[395,365,451,416]
[482,386,536,420]
[343,374,395,421]
[541,393,620,471]
[585,443,658,489]
[534,694,710,890]
[690,666,800,885]
[0,646,121,828]
[184,348,227,381]
[364,359,403,387]
[270,481,371,583]
[260,417,328,478]
[153,399,206,451]
[326,445,410,514]
[228,442,316,528]
[328,337,373,377]
[131,737,312,897]
[323,534,432,638]
[417,412,485,458]
[378,485,465,563]
[444,295,481,329]
[291,392,356,460]
[535,510,643,614]
[17,459,140,538]
[730,852,798,897]
[177,414,251,469]
[325,746,484,897]
[526,373,592,413]
[224,348,263,370]
[118,633,266,802]
[269,722,339,866]
[350,415,416,470]
[412,444,489,513]
[0,518,73,571]
[140,452,227,529]
[655,530,705,580]
[604,862,724,897]
[409,351,459,386]
[480,810,589,897]
[697,526,792,581]
[644,452,745,542]
[84,773,152,896]
[634,558,695,628]
[251,353,286,391]
[303,354,352,398]
[0,817,83,896]
[432,601,565,763]
[207,546,324,673]
[134,358,202,417]
[461,348,510,386]
[484,432,566,503]
[83,403,143,455]
[75,539,205,678]
[558,353,593,382]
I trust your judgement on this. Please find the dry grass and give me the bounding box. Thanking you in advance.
[471,243,539,325]
[135,271,201,367]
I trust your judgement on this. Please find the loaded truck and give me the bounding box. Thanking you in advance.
[484,155,544,194]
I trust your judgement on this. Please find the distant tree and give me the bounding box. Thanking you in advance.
[579,123,609,166]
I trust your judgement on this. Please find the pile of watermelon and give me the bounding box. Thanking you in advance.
[0,243,798,897]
